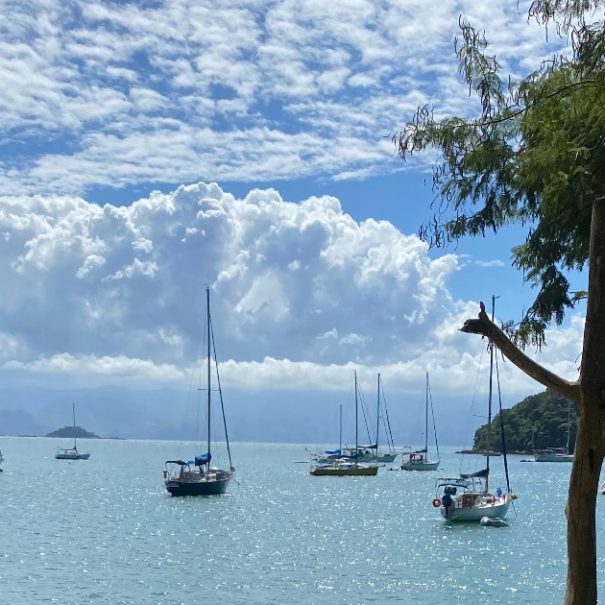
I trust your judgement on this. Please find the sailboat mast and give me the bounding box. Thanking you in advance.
[72,403,77,450]
[206,287,211,458]
[424,372,429,454]
[376,373,381,452]
[354,371,359,454]
[486,295,497,492]
[339,404,343,453]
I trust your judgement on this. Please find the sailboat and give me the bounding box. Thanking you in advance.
[343,374,397,463]
[163,287,235,496]
[433,296,515,522]
[310,371,378,477]
[535,402,574,462]
[54,403,90,460]
[401,372,440,471]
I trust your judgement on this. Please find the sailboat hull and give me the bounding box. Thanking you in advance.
[401,459,439,471]
[165,475,232,496]
[350,451,398,463]
[535,452,573,462]
[441,497,510,522]
[55,452,90,460]
[310,463,378,476]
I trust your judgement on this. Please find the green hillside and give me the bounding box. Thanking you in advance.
[473,389,576,454]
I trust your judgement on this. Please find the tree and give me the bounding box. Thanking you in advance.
[473,388,576,453]
[395,2,605,604]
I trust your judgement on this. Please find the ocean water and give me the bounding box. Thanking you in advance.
[0,437,603,605]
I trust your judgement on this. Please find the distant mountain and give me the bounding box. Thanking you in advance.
[473,389,576,453]
[0,409,52,436]
[46,426,101,439]
[0,382,550,445]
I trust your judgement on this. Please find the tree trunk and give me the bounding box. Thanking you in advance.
[459,197,605,604]
[565,393,604,604]
[565,196,605,605]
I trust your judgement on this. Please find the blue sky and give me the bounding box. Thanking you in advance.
[0,0,586,442]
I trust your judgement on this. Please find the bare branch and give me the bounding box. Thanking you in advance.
[461,302,580,403]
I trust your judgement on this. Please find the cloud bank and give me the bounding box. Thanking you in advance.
[0,183,583,400]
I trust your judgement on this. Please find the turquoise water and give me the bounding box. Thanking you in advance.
[0,437,603,604]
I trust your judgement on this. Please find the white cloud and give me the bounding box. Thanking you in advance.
[475,259,506,268]
[0,182,583,400]
[0,0,567,195]
[0,1,585,415]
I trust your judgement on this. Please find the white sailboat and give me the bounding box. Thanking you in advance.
[401,372,440,471]
[163,287,235,496]
[433,296,516,522]
[55,403,90,460]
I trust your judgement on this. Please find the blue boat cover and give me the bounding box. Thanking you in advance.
[460,468,489,479]
[195,452,211,466]
[324,449,341,456]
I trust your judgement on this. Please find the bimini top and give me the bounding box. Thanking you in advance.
[436,477,470,489]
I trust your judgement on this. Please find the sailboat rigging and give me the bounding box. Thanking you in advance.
[371,374,398,463]
[401,372,440,471]
[310,371,378,476]
[163,287,235,496]
[55,403,90,460]
[433,296,516,522]
[343,374,397,463]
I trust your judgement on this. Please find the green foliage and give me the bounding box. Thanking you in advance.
[395,2,605,345]
[473,389,576,453]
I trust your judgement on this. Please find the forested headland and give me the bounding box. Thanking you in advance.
[473,389,576,454]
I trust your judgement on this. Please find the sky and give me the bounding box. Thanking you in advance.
[0,0,588,444]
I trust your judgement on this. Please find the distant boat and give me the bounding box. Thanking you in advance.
[535,403,574,462]
[344,374,397,463]
[350,373,397,464]
[0,448,4,472]
[401,372,440,471]
[310,371,378,477]
[310,460,379,476]
[163,288,235,496]
[55,403,90,460]
[433,296,515,522]
[534,450,573,462]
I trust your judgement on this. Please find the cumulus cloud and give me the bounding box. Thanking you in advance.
[0,183,584,399]
[0,1,585,409]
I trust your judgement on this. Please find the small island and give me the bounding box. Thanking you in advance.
[46,426,101,439]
